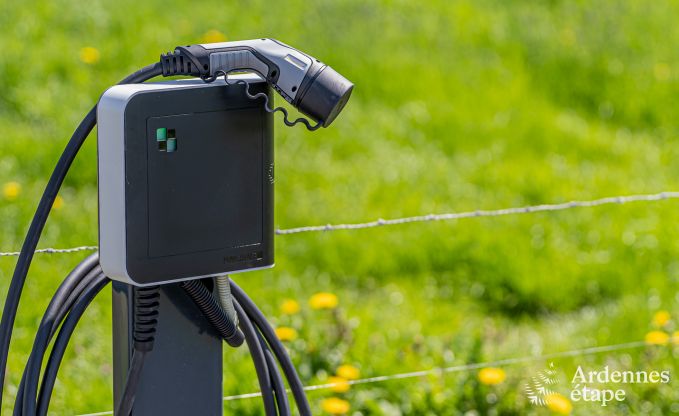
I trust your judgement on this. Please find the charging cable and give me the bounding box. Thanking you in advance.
[215,275,238,326]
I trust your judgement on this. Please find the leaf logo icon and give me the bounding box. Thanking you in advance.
[524,362,561,407]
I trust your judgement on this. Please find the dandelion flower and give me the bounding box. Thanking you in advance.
[79,47,100,65]
[281,299,300,315]
[327,376,350,393]
[645,330,669,345]
[201,29,227,43]
[274,326,297,342]
[320,397,350,415]
[309,292,338,310]
[3,182,21,200]
[336,364,360,380]
[53,196,64,210]
[546,393,573,415]
[477,367,506,385]
[652,310,671,327]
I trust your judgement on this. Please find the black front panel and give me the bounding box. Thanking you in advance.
[123,81,274,284]
[146,110,263,257]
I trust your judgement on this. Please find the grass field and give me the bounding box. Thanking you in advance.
[2,0,679,414]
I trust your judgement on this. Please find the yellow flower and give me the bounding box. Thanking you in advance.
[309,292,338,310]
[274,326,297,342]
[201,29,227,43]
[477,367,506,385]
[652,310,671,327]
[672,331,679,345]
[327,376,350,393]
[336,364,360,380]
[3,182,21,200]
[280,299,300,315]
[654,63,671,81]
[645,330,670,345]
[79,47,100,65]
[320,397,350,415]
[53,196,64,210]
[546,393,573,415]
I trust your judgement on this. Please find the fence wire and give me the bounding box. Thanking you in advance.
[2,191,678,257]
[76,337,676,416]
[275,191,679,235]
[0,246,98,257]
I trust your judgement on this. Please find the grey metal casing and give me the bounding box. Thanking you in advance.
[98,76,274,286]
[201,38,315,102]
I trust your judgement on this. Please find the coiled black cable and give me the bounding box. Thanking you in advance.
[184,279,293,416]
[262,338,291,415]
[180,280,245,347]
[36,273,110,416]
[230,281,312,416]
[233,301,277,416]
[13,255,100,415]
[16,255,102,416]
[0,62,163,411]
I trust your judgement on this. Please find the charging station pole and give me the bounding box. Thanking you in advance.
[112,282,223,415]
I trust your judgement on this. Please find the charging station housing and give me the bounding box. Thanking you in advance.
[98,76,274,286]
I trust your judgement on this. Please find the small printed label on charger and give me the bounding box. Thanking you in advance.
[225,251,264,264]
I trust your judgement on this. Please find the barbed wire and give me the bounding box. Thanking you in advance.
[227,339,656,399]
[275,191,679,235]
[0,246,98,257]
[2,191,678,257]
[76,337,675,416]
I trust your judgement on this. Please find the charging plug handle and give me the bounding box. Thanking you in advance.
[161,38,353,127]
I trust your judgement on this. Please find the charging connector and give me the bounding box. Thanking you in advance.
[161,38,353,129]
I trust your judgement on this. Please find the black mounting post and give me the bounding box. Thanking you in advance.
[112,282,223,415]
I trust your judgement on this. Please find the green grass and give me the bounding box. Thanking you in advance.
[2,0,679,414]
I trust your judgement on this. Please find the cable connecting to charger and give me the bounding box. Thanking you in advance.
[180,276,312,415]
[180,279,244,348]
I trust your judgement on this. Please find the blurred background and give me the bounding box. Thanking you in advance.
[2,0,679,414]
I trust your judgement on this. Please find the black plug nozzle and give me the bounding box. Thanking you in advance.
[296,66,353,128]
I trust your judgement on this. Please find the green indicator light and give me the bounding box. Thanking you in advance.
[167,138,177,152]
[156,128,167,141]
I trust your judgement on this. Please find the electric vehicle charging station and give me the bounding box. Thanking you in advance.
[101,75,274,414]
[0,38,353,415]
